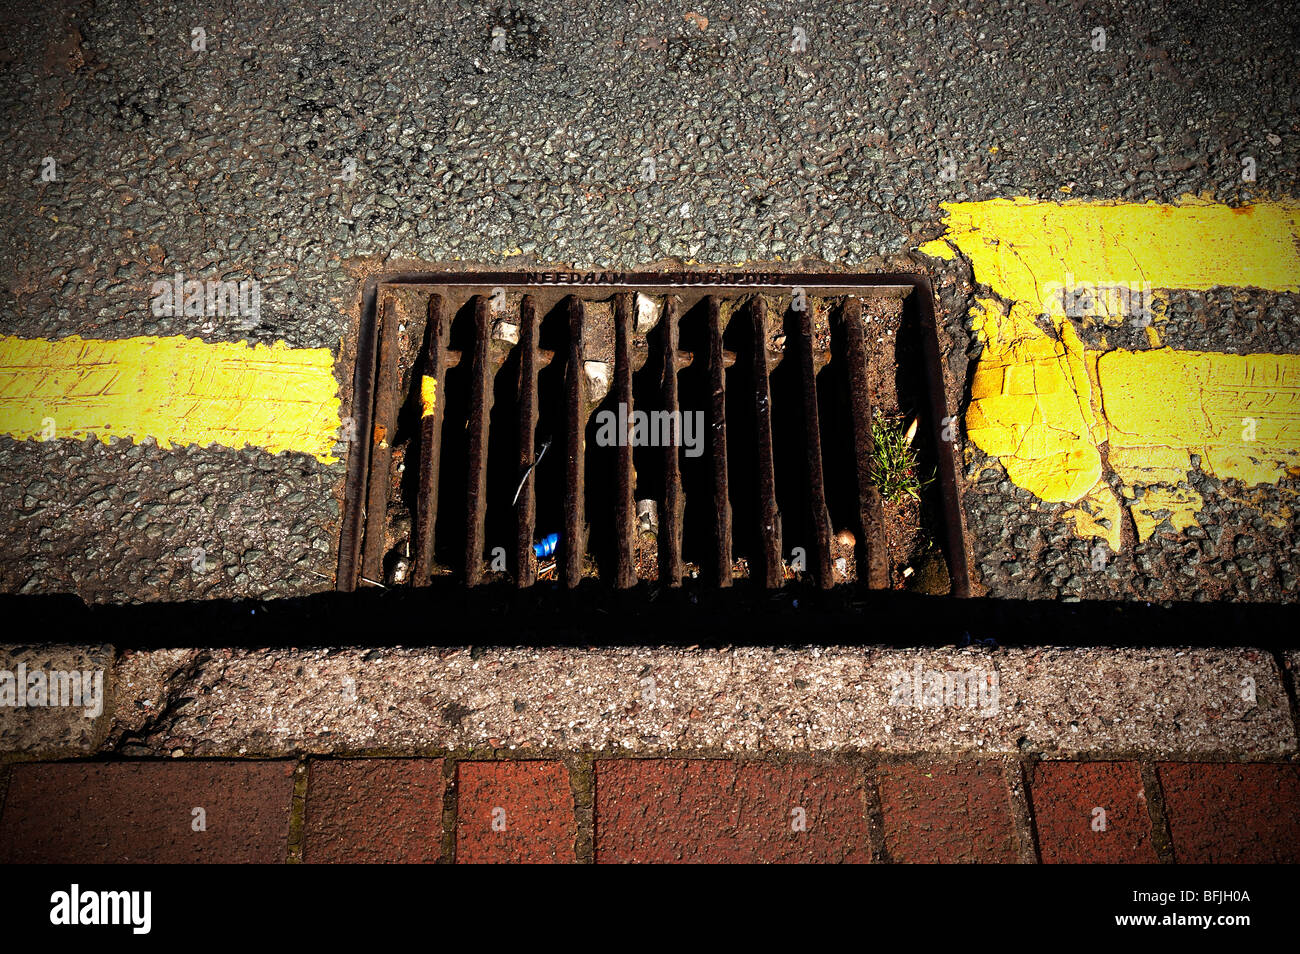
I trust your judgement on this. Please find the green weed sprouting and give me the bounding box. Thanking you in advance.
[870,411,933,504]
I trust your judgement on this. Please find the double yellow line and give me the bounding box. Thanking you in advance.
[5,196,1297,554]
[921,197,1300,549]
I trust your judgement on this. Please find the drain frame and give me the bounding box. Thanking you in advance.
[337,270,971,598]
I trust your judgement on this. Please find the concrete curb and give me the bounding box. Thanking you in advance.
[4,645,1291,760]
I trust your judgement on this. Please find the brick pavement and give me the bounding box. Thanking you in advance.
[3,756,1296,863]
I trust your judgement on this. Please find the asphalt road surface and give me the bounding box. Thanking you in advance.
[1,0,1297,604]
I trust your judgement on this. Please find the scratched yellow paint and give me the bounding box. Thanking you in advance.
[920,196,1300,549]
[0,335,342,463]
[1102,348,1300,486]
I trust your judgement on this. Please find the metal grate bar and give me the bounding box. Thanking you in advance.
[514,294,540,588]
[412,294,450,587]
[707,296,733,587]
[563,295,586,588]
[840,297,889,588]
[659,295,685,587]
[750,297,784,588]
[464,295,493,585]
[796,304,834,589]
[361,295,401,583]
[613,292,637,589]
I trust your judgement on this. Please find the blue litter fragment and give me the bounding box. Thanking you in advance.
[534,533,559,559]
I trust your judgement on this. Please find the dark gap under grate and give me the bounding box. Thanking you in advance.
[338,272,970,597]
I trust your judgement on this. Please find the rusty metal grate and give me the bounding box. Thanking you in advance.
[337,272,969,597]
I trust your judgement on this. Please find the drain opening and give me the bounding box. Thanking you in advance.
[340,272,969,596]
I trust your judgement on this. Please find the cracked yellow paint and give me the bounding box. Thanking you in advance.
[1128,486,1205,541]
[1062,482,1123,552]
[0,335,342,463]
[921,196,1300,547]
[966,309,1102,502]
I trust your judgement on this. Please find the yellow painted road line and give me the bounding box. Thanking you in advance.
[920,197,1300,550]
[1102,348,1300,487]
[0,335,343,463]
[921,197,1300,292]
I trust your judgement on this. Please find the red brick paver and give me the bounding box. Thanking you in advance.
[877,761,1020,863]
[594,760,870,863]
[455,761,576,863]
[0,761,294,863]
[1030,761,1157,863]
[304,759,445,863]
[1158,762,1300,863]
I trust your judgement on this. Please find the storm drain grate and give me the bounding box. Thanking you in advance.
[337,272,969,596]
